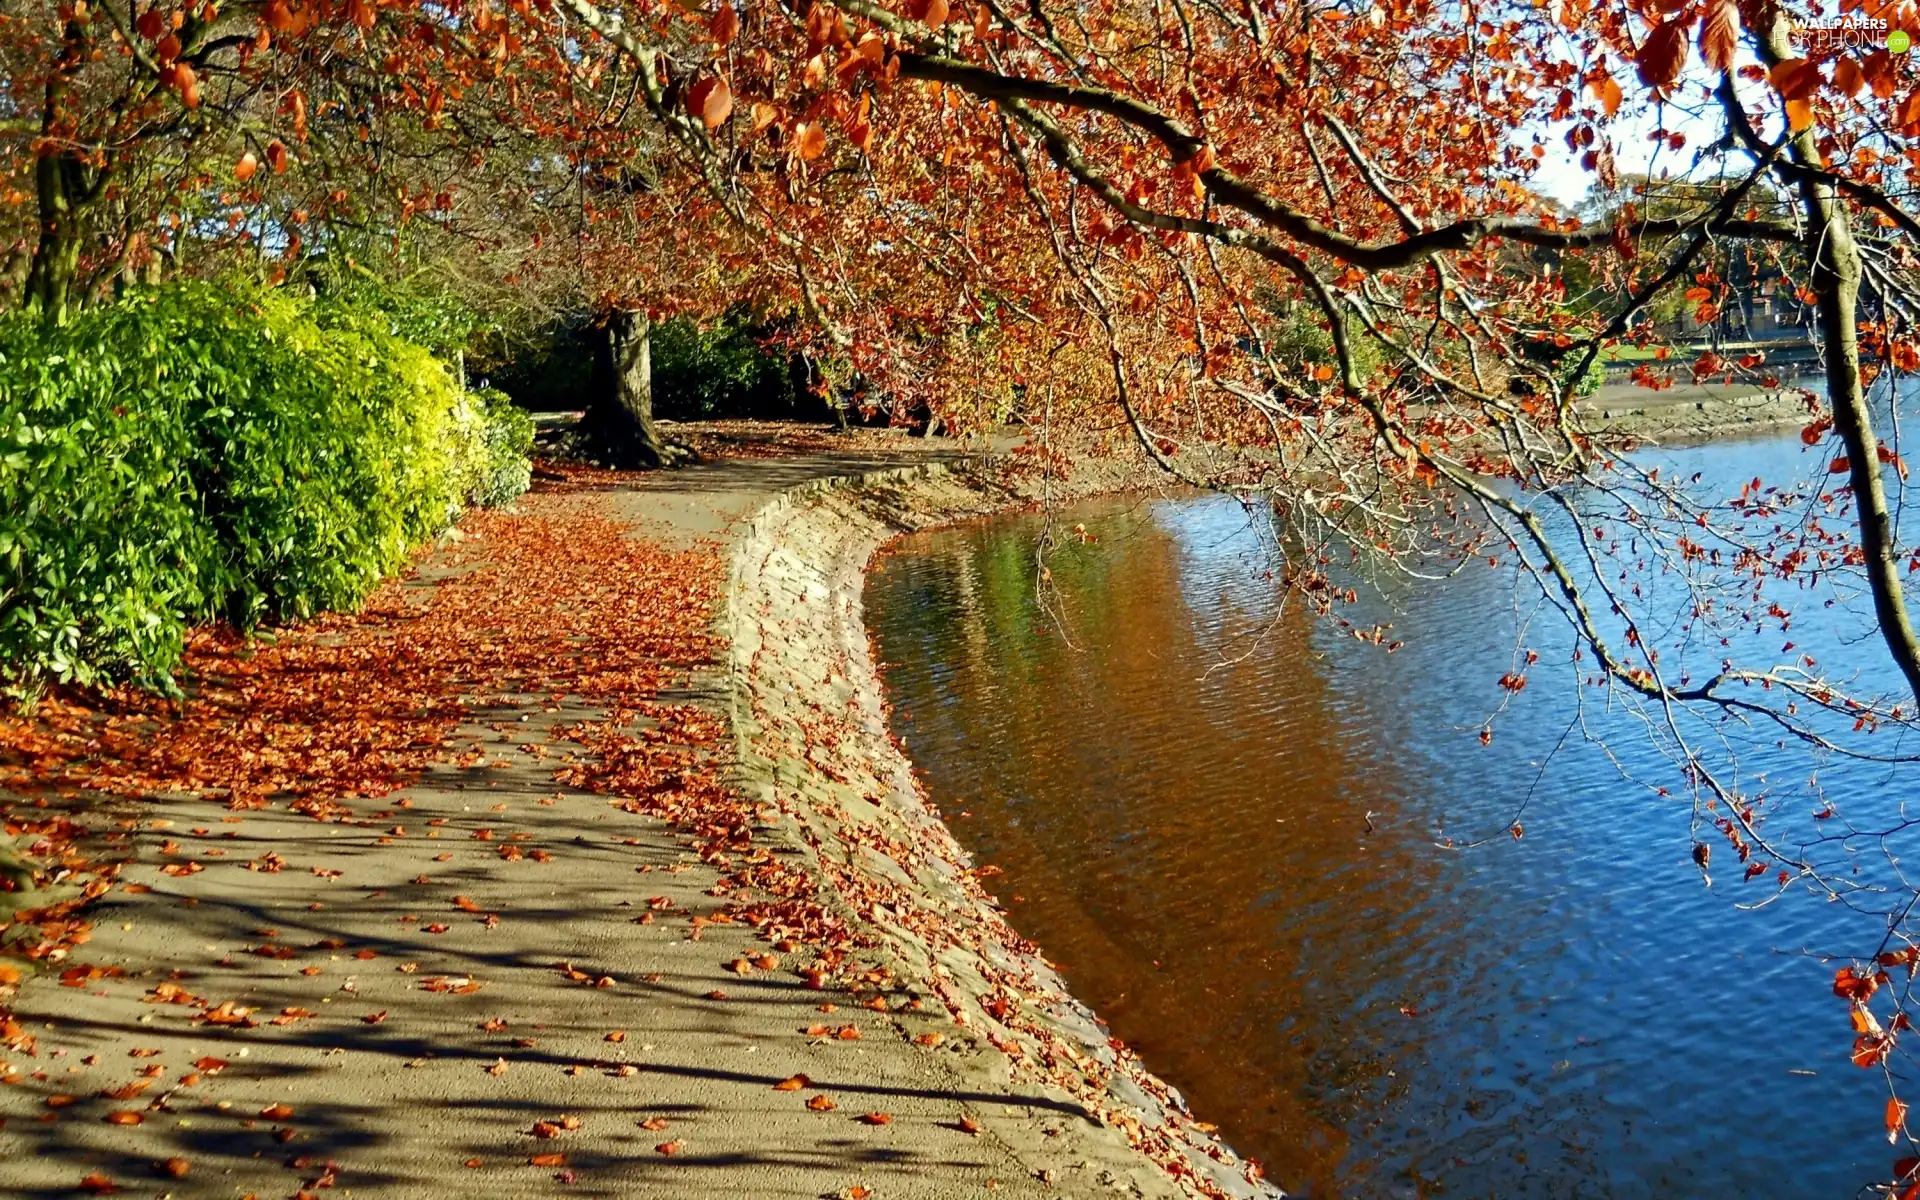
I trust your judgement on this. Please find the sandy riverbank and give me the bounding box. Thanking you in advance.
[1579,379,1813,441]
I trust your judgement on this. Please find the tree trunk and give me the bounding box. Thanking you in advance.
[1765,20,1920,706]
[25,18,92,323]
[582,308,666,468]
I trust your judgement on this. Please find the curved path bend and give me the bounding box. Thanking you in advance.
[0,433,1276,1200]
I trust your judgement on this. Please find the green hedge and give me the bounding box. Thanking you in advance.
[0,282,532,692]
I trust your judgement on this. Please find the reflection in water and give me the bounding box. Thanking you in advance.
[867,460,1905,1198]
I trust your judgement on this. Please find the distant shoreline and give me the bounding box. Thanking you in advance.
[1579,379,1813,442]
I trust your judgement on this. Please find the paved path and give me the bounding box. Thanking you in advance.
[0,436,1190,1200]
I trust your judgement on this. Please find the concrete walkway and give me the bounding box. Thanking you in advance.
[0,435,1228,1200]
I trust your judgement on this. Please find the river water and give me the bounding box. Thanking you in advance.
[864,429,1920,1197]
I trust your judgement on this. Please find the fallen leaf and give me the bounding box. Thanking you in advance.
[774,1073,810,1091]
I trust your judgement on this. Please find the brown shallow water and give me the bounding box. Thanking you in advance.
[863,443,1910,1198]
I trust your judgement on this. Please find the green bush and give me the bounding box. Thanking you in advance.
[466,390,534,508]
[0,281,530,693]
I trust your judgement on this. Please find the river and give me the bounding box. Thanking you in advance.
[864,427,1919,1198]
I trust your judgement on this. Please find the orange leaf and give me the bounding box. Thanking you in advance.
[1634,15,1692,89]
[1590,74,1623,118]
[1769,57,1821,100]
[234,151,259,182]
[774,1073,810,1090]
[687,77,734,130]
[1836,57,1865,97]
[796,121,827,160]
[807,1093,837,1110]
[1891,1097,1910,1141]
[1699,0,1737,72]
[709,5,739,43]
[857,1111,892,1125]
[529,1152,566,1167]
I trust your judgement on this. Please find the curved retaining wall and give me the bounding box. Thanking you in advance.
[725,461,1283,1199]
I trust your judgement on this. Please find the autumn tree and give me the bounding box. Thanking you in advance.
[457,0,1920,1171]
[0,0,558,322]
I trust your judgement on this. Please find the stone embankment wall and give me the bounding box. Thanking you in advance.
[725,460,1282,1200]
